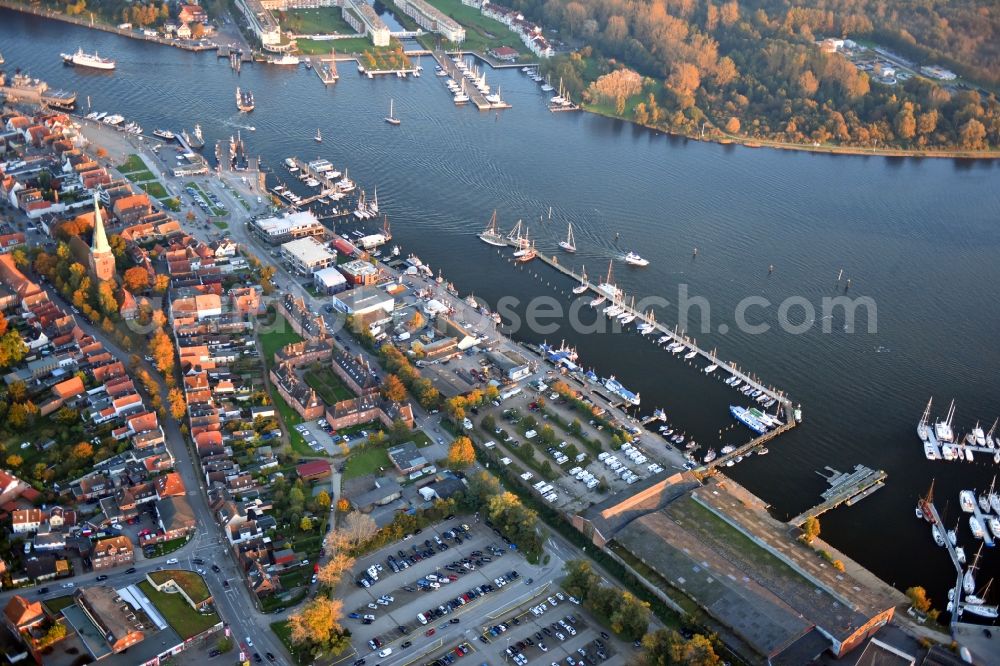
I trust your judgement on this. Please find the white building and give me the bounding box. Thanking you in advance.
[343,0,391,47]
[281,236,337,274]
[395,0,465,43]
[250,210,326,244]
[314,266,349,294]
[236,0,284,49]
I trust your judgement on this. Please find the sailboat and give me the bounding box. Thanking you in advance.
[559,223,577,253]
[385,99,400,125]
[315,128,322,143]
[572,266,589,294]
[964,544,983,594]
[478,210,506,247]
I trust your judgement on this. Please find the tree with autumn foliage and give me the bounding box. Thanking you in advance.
[168,388,186,420]
[381,374,407,403]
[316,551,356,589]
[149,329,175,375]
[447,436,475,469]
[123,266,151,292]
[286,597,349,656]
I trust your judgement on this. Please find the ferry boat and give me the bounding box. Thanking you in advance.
[4,73,78,109]
[624,251,649,266]
[603,376,640,406]
[730,405,768,435]
[236,87,255,112]
[152,129,176,141]
[62,47,116,70]
[268,54,300,66]
[479,211,506,247]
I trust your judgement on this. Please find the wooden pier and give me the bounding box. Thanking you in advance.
[512,247,796,420]
[787,465,887,526]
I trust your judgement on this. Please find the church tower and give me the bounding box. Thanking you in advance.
[88,192,116,282]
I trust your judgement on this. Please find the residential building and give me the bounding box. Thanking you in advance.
[296,460,332,481]
[2,596,45,635]
[343,0,391,47]
[395,0,465,42]
[92,536,135,570]
[155,496,197,540]
[11,509,44,534]
[387,441,428,474]
[235,0,284,49]
[280,236,337,274]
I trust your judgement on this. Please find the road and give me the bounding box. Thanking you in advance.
[16,283,292,664]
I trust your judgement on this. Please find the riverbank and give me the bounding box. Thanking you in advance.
[0,0,215,51]
[580,102,1000,160]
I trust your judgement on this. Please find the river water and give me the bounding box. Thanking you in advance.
[3,9,999,605]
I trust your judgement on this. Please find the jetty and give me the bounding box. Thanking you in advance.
[431,51,510,111]
[314,51,340,85]
[705,422,795,470]
[787,465,887,526]
[507,248,796,419]
[969,498,996,548]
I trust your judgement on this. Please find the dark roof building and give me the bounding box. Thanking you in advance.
[387,441,427,474]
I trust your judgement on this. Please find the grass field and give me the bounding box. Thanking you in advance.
[148,569,211,604]
[270,388,316,457]
[258,314,304,366]
[161,196,181,211]
[280,7,358,35]
[304,366,354,404]
[144,536,189,558]
[297,36,373,56]
[406,0,530,56]
[343,446,391,479]
[139,181,169,198]
[119,153,149,174]
[138,581,220,639]
[270,620,311,665]
[44,595,76,614]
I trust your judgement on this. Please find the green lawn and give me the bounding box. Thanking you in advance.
[161,196,181,211]
[270,620,312,665]
[412,431,433,448]
[269,387,315,457]
[138,581,220,639]
[280,7,358,35]
[213,220,229,229]
[148,569,212,604]
[119,154,149,174]
[297,36,373,55]
[258,313,304,366]
[304,366,354,404]
[405,0,531,56]
[144,536,190,558]
[44,595,76,614]
[343,446,391,479]
[126,169,156,182]
[139,181,169,198]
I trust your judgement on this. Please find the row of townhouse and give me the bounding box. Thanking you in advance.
[466,0,554,57]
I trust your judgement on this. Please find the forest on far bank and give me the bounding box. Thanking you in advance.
[525,0,999,150]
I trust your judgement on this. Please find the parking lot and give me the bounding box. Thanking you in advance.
[337,515,627,666]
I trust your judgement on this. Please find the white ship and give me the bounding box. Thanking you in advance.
[62,47,116,70]
[624,251,649,266]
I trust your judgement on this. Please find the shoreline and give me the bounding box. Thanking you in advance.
[0,0,215,52]
[581,103,1000,160]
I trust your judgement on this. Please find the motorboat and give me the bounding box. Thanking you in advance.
[624,251,649,266]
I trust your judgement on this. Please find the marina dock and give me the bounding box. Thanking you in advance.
[705,421,795,470]
[512,248,796,419]
[970,500,995,548]
[787,465,887,526]
[431,51,510,111]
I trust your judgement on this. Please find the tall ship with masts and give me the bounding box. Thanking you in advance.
[559,222,577,253]
[236,87,255,112]
[479,210,506,246]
